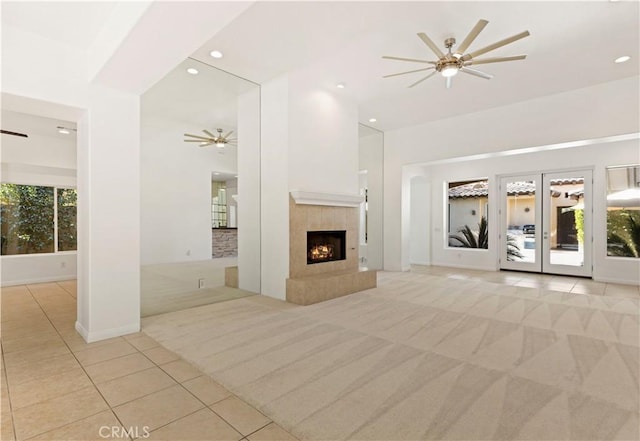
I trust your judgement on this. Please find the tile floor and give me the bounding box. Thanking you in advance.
[410,265,640,298]
[0,281,297,441]
[1,269,637,440]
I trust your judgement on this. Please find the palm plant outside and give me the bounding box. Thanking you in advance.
[608,211,640,258]
[449,216,523,260]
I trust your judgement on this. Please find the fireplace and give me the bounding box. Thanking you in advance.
[307,230,346,264]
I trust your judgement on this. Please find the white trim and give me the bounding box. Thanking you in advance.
[290,190,364,207]
[1,251,78,259]
[431,261,498,272]
[1,275,76,287]
[75,321,140,343]
[411,132,640,167]
[409,260,431,266]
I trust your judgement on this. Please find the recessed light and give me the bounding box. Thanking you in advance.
[336,83,345,89]
[186,68,199,75]
[614,55,630,63]
[210,50,223,59]
[369,118,377,123]
[58,128,70,134]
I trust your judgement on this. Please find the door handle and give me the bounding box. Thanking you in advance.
[543,232,548,240]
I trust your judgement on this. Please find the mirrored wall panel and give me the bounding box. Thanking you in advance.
[358,124,383,270]
[140,58,260,317]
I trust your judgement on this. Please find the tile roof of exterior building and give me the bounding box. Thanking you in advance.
[448,178,584,199]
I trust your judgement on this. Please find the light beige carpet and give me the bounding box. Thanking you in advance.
[142,271,639,440]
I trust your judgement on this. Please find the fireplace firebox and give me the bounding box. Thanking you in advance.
[307,230,346,264]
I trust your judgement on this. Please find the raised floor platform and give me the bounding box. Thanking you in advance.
[286,269,377,306]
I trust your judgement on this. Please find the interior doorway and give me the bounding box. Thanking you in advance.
[499,169,593,277]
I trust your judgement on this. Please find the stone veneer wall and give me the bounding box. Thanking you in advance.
[289,196,359,277]
[212,228,238,258]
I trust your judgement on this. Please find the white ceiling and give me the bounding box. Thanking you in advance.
[191,1,639,131]
[2,1,638,134]
[1,1,117,50]
[1,110,76,141]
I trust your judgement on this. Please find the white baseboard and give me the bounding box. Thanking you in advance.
[75,321,140,343]
[431,261,497,272]
[1,275,76,287]
[410,261,431,266]
[593,276,640,286]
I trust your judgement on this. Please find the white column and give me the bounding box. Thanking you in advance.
[76,84,140,342]
[259,76,290,299]
[237,87,261,293]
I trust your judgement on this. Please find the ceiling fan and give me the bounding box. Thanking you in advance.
[383,19,530,89]
[184,128,237,152]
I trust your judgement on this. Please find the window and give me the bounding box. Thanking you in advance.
[211,182,227,228]
[1,184,77,255]
[606,165,639,258]
[57,188,78,251]
[447,179,489,249]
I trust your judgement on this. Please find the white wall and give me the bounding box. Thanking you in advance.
[288,68,359,195]
[2,254,77,286]
[140,115,237,265]
[410,176,429,265]
[411,138,639,284]
[385,76,640,273]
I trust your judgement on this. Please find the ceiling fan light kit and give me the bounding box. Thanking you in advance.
[383,19,530,88]
[184,128,237,153]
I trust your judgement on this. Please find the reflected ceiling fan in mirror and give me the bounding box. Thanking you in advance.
[184,128,237,153]
[383,19,530,89]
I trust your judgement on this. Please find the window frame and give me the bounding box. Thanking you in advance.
[0,182,77,257]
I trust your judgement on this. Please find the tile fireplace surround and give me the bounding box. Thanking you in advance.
[286,193,377,305]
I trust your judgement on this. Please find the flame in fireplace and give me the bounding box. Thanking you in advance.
[309,243,334,261]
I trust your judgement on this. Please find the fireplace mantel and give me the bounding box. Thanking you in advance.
[290,191,364,207]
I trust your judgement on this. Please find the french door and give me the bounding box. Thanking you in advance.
[500,169,592,277]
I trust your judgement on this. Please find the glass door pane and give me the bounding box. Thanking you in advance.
[500,174,541,272]
[542,170,592,277]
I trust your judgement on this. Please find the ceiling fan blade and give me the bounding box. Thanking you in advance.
[460,67,494,80]
[382,56,437,64]
[184,133,213,140]
[199,143,214,147]
[1,129,28,138]
[223,130,234,139]
[454,19,489,56]
[408,70,438,88]
[203,129,216,138]
[383,67,435,78]
[417,32,445,59]
[184,140,211,142]
[465,55,527,65]
[462,30,530,61]
[446,76,452,89]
